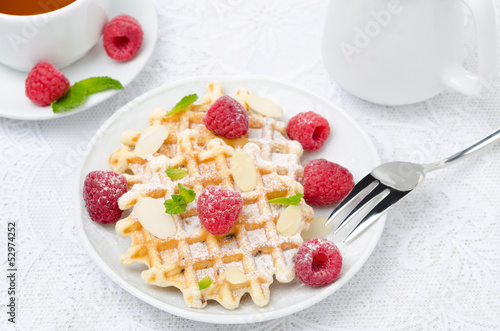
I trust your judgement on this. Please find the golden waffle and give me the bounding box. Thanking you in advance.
[110,82,304,183]
[111,82,314,309]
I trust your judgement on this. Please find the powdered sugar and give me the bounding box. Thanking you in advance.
[241,203,260,219]
[247,228,267,245]
[189,241,209,260]
[220,235,239,252]
[247,128,262,139]
[196,267,215,282]
[182,216,202,233]
[255,254,275,275]
[283,248,298,267]
[271,152,291,166]
[160,248,179,266]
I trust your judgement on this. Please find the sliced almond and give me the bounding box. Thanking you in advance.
[225,265,248,284]
[301,216,333,241]
[276,205,302,236]
[246,94,283,118]
[230,148,257,192]
[134,124,169,158]
[134,197,176,239]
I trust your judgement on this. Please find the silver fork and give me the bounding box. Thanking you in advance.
[326,127,500,244]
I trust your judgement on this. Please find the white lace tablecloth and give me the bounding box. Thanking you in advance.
[2,1,500,330]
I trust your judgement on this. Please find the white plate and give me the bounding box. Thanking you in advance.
[75,76,385,324]
[0,0,157,121]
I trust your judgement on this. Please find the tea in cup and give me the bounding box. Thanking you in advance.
[0,0,110,72]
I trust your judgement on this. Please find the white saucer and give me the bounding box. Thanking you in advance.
[0,0,157,121]
[75,76,386,324]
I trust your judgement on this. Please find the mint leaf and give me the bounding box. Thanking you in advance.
[79,76,123,94]
[269,193,304,206]
[164,199,187,215]
[198,275,213,290]
[163,184,196,215]
[171,194,185,205]
[165,94,198,116]
[178,183,195,204]
[166,168,188,180]
[52,76,123,113]
[51,83,88,113]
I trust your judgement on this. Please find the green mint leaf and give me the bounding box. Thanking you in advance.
[165,94,198,116]
[198,275,213,290]
[269,193,304,206]
[166,168,188,180]
[52,76,123,113]
[51,83,88,113]
[171,194,185,205]
[178,183,195,204]
[164,199,187,215]
[163,184,196,215]
[78,76,123,94]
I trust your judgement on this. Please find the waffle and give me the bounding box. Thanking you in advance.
[111,82,314,309]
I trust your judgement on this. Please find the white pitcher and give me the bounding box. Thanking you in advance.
[322,0,497,105]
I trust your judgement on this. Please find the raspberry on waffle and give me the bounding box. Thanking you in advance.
[111,82,314,309]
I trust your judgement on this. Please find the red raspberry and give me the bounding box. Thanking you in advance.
[103,14,143,62]
[286,111,330,151]
[25,61,70,107]
[197,186,243,235]
[303,159,354,206]
[203,96,249,139]
[295,238,342,287]
[83,171,128,224]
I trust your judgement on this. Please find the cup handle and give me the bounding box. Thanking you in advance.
[441,0,497,96]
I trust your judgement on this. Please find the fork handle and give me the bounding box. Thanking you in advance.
[424,127,500,172]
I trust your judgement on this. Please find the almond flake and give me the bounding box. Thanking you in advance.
[134,197,176,239]
[134,124,169,158]
[225,265,248,284]
[246,94,283,118]
[276,205,302,236]
[230,148,257,192]
[301,216,332,241]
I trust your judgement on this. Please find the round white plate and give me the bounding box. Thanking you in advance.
[0,0,157,121]
[76,76,385,324]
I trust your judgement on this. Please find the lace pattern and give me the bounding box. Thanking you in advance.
[1,0,499,329]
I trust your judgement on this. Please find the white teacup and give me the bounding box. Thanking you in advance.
[0,0,110,72]
[322,0,498,105]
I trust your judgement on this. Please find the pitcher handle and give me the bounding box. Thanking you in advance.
[441,0,497,96]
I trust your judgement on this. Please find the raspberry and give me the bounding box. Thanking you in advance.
[203,96,249,139]
[25,61,70,107]
[103,14,143,62]
[303,159,354,206]
[286,111,330,151]
[197,186,243,235]
[295,238,342,287]
[83,171,128,224]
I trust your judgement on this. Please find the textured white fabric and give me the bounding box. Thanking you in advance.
[1,0,500,329]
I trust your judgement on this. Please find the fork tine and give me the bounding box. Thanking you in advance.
[325,174,378,228]
[343,189,409,244]
[337,182,389,229]
[333,181,389,234]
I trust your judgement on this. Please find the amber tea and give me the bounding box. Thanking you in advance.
[0,0,76,16]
